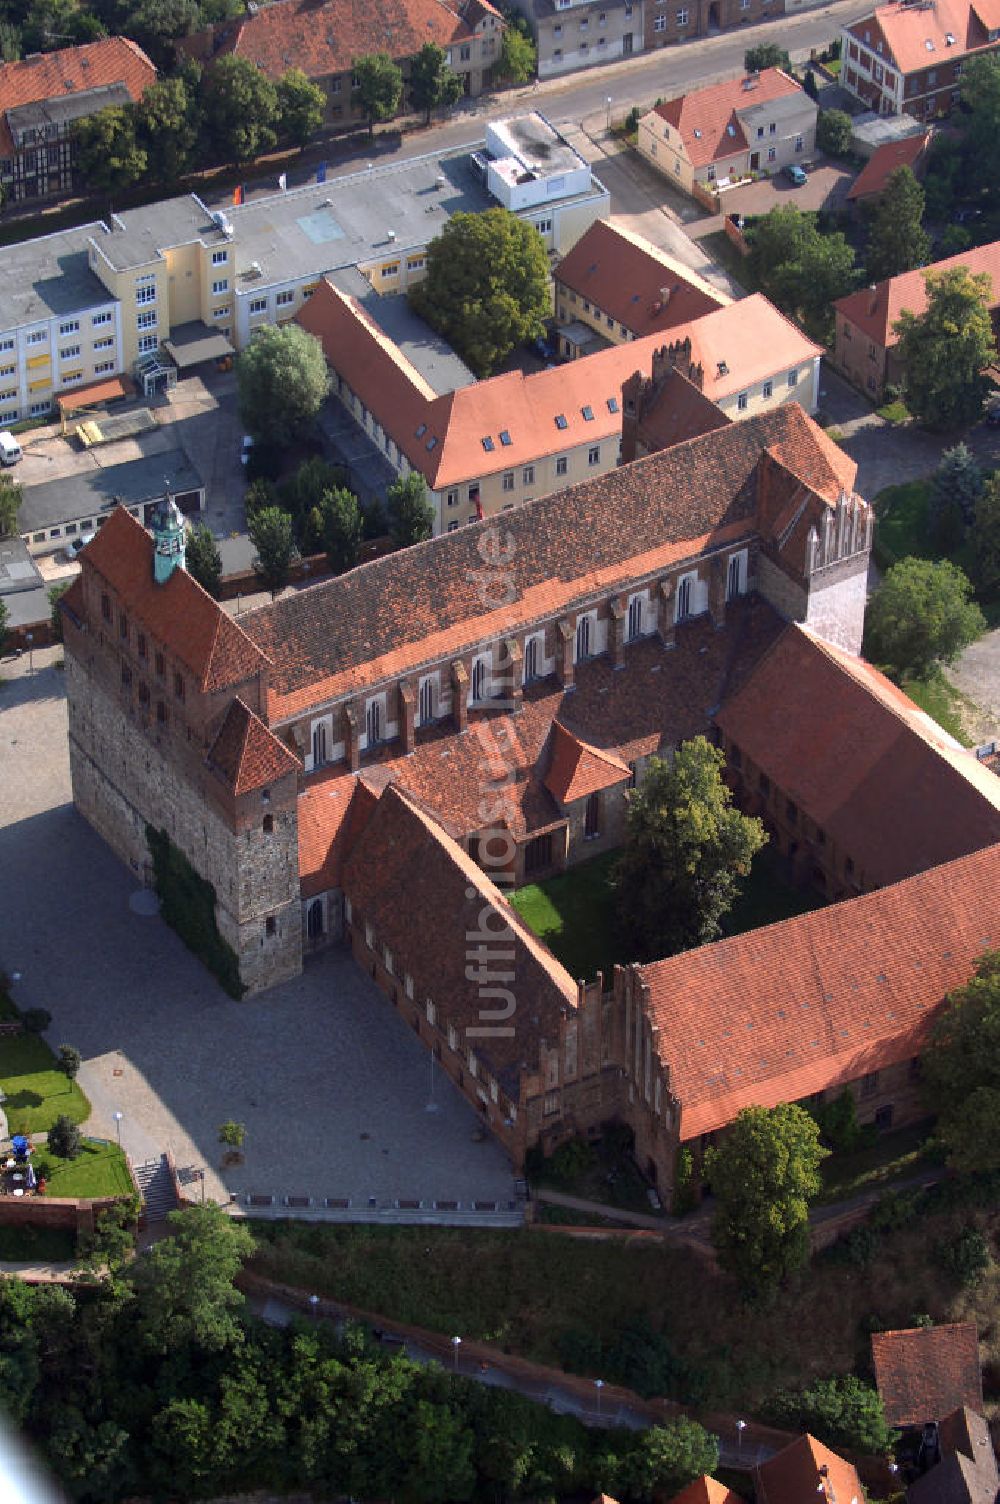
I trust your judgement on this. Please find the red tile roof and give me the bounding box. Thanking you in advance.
[544,721,631,804]
[631,366,731,457]
[186,0,498,82]
[834,239,1000,348]
[872,1325,984,1427]
[342,783,578,1092]
[648,68,808,168]
[241,404,841,722]
[756,1435,863,1504]
[81,507,269,695]
[846,131,931,202]
[669,1477,743,1504]
[207,697,300,795]
[715,626,1000,887]
[638,841,999,1140]
[0,38,156,157]
[848,0,994,77]
[296,280,821,492]
[554,220,728,338]
[292,604,785,896]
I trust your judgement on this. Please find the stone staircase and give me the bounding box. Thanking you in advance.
[133,1155,178,1224]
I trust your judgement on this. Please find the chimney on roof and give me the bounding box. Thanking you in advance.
[660,286,671,305]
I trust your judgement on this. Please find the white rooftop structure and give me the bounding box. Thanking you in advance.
[484,112,592,211]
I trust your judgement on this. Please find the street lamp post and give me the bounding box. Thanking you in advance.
[309,1294,320,1320]
[25,632,33,674]
[605,96,612,133]
[594,1378,604,1418]
[112,1110,123,1149]
[451,1335,462,1371]
[736,1418,746,1457]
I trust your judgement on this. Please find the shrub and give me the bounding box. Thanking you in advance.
[870,1189,920,1232]
[218,1120,246,1149]
[829,1224,881,1268]
[934,1226,991,1286]
[625,104,640,133]
[48,1115,82,1160]
[547,1135,597,1186]
[817,109,853,157]
[56,1045,82,1080]
[765,1374,896,1452]
[21,1008,52,1034]
[809,1088,875,1154]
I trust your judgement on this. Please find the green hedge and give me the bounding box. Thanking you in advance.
[146,825,245,999]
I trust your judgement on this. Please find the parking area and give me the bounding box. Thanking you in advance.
[713,159,856,221]
[0,659,517,1212]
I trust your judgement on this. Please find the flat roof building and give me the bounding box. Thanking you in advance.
[19,446,204,554]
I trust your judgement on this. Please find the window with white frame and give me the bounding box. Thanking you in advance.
[211,278,229,296]
[787,368,799,387]
[249,297,267,315]
[137,335,158,354]
[26,330,47,345]
[137,311,157,331]
[211,249,228,265]
[418,675,436,725]
[365,697,383,745]
[762,379,773,399]
[737,392,748,411]
[95,359,117,373]
[676,573,695,621]
[94,336,115,350]
[627,594,643,641]
[275,290,295,307]
[212,306,228,319]
[59,320,80,336]
[575,613,592,661]
[726,549,747,601]
[60,345,81,360]
[588,445,600,465]
[524,633,540,682]
[471,657,488,702]
[92,311,113,327]
[29,400,51,416]
[654,14,666,27]
[0,338,15,352]
[311,719,328,767]
[677,5,688,18]
[136,284,156,305]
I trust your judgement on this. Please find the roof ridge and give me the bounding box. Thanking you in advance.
[556,719,631,772]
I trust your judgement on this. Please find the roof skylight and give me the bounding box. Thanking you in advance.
[482,435,495,451]
[582,405,594,421]
[555,414,568,429]
[499,430,512,446]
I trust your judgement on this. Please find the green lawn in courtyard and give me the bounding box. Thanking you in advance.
[32,1138,134,1200]
[511,843,821,983]
[0,1032,90,1135]
[817,1120,937,1203]
[0,1224,78,1262]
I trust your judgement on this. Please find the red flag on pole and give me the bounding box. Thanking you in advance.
[233,184,244,206]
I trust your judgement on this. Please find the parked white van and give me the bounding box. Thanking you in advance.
[0,432,22,466]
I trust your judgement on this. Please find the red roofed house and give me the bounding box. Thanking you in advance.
[872,1324,984,1428]
[840,0,1000,121]
[846,130,931,207]
[832,239,1000,400]
[669,1476,743,1504]
[755,1435,864,1504]
[0,37,156,203]
[637,68,817,198]
[183,0,503,122]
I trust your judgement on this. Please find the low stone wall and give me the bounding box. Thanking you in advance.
[0,1193,120,1238]
[724,214,751,256]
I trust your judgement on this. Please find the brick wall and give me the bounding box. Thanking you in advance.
[0,1194,120,1236]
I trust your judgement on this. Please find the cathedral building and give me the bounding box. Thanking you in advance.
[59,405,1000,1193]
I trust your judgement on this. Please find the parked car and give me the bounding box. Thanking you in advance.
[784,164,808,187]
[240,435,254,466]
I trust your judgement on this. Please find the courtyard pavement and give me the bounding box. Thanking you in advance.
[0,654,516,1214]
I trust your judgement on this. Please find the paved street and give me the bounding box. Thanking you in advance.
[0,654,516,1212]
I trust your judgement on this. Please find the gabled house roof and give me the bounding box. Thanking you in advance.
[183,0,499,81]
[909,1407,1000,1504]
[296,279,822,492]
[631,365,731,455]
[342,783,578,1093]
[833,239,1000,348]
[637,840,999,1141]
[0,37,156,157]
[669,1477,743,1504]
[847,0,998,77]
[645,67,809,168]
[846,131,931,202]
[240,403,848,722]
[715,625,1000,888]
[756,1434,864,1504]
[872,1324,984,1427]
[80,507,269,695]
[554,220,728,338]
[544,721,632,805]
[207,698,300,795]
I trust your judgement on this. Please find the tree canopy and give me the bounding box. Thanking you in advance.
[202,55,279,165]
[72,107,147,193]
[929,442,982,551]
[972,473,1000,597]
[611,736,767,962]
[135,75,200,183]
[706,1103,828,1297]
[0,473,21,538]
[410,207,551,376]
[352,52,403,138]
[276,67,325,147]
[766,1375,897,1454]
[863,556,986,680]
[816,108,853,156]
[408,42,463,125]
[499,25,536,83]
[237,323,331,445]
[387,470,435,548]
[249,506,296,597]
[185,522,222,597]
[960,52,1000,183]
[921,949,1000,1174]
[744,42,790,71]
[894,266,997,430]
[317,485,363,573]
[747,207,857,341]
[865,165,930,283]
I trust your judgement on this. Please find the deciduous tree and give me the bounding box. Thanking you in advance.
[72,106,147,193]
[611,736,767,961]
[706,1103,828,1296]
[744,42,790,71]
[185,522,223,597]
[930,441,982,550]
[894,266,997,430]
[135,75,200,183]
[202,54,278,165]
[386,470,434,548]
[960,52,1000,183]
[237,322,331,445]
[318,485,363,573]
[766,1376,896,1453]
[249,505,296,597]
[408,42,463,125]
[498,25,536,83]
[866,165,930,282]
[128,1204,254,1355]
[972,474,1000,596]
[747,206,857,340]
[352,52,403,139]
[0,473,21,537]
[276,67,325,147]
[863,556,985,679]
[123,0,201,67]
[921,949,1000,1173]
[410,207,550,376]
[612,1419,720,1502]
[816,107,852,156]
